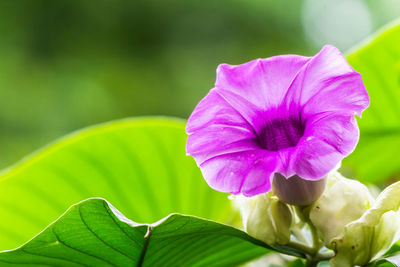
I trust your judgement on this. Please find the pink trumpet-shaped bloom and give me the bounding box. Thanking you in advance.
[186,45,369,197]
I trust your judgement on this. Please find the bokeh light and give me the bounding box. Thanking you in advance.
[302,0,372,50]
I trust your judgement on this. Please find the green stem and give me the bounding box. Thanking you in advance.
[315,251,335,261]
[294,205,307,221]
[288,212,331,266]
[305,259,318,267]
[304,219,324,266]
[287,240,334,264]
[287,240,315,255]
[309,221,323,254]
[305,251,334,267]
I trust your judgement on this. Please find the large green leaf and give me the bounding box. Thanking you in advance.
[344,20,400,184]
[0,198,271,267]
[0,117,232,251]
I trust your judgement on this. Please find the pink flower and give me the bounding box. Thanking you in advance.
[186,45,369,197]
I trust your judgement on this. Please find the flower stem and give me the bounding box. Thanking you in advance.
[287,212,332,266]
[309,221,323,253]
[287,239,334,265]
[305,251,334,267]
[315,251,335,261]
[287,240,315,255]
[305,259,318,267]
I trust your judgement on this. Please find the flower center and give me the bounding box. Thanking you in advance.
[257,118,304,151]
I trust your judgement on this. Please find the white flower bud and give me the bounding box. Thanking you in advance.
[329,180,400,267]
[232,192,292,245]
[309,171,374,248]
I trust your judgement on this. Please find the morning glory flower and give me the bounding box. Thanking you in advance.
[186,45,369,197]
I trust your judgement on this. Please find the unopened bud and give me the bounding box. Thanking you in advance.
[232,193,292,245]
[272,173,326,206]
[330,180,400,267]
[268,196,292,244]
[309,171,374,248]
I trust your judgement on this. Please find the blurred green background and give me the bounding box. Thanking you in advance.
[0,0,399,169]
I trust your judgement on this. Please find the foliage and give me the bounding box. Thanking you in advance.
[0,198,271,267]
[1,12,400,267]
[344,20,400,184]
[0,118,231,251]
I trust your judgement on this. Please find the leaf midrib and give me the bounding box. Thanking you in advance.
[137,226,152,267]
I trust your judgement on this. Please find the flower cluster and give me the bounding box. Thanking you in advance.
[311,173,400,266]
[233,171,400,266]
[185,46,400,266]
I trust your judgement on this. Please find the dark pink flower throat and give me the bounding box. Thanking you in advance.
[257,118,305,151]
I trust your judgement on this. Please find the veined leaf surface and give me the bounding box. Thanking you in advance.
[0,118,232,250]
[344,20,400,184]
[0,198,270,267]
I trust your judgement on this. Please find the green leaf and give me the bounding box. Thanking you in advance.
[375,263,398,267]
[386,244,400,256]
[371,253,400,266]
[0,117,232,251]
[344,19,400,184]
[0,198,272,267]
[288,258,306,267]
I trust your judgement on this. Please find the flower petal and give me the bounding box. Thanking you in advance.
[215,55,310,116]
[371,209,400,261]
[186,89,252,134]
[284,45,369,117]
[199,150,278,196]
[305,112,360,156]
[187,125,258,165]
[290,112,360,179]
[291,137,343,180]
[241,157,278,196]
[186,89,259,164]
